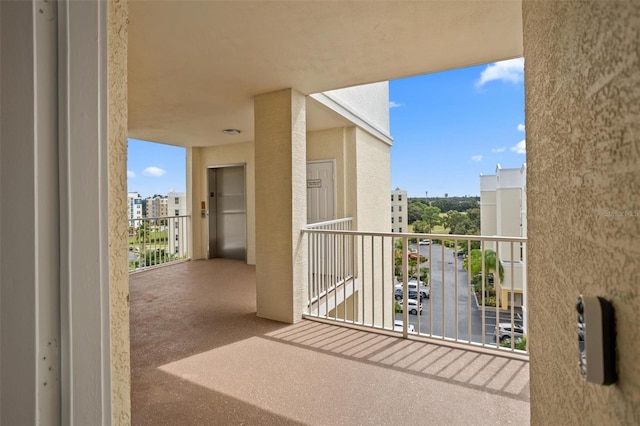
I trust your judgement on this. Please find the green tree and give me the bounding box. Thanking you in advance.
[467,207,481,230]
[408,200,426,223]
[411,220,428,233]
[421,206,442,233]
[464,249,504,285]
[419,267,430,283]
[136,221,151,243]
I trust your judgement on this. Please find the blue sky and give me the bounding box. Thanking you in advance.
[389,58,525,197]
[128,58,524,198]
[127,139,186,197]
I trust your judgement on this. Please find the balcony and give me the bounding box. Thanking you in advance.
[130,259,530,425]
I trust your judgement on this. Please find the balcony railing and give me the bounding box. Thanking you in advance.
[302,226,528,356]
[128,215,190,272]
[305,218,354,304]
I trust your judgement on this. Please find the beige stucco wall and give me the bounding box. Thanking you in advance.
[354,128,392,327]
[108,0,131,423]
[524,1,640,424]
[355,128,391,232]
[480,189,497,239]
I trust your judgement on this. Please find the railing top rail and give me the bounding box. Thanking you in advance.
[130,215,191,221]
[301,228,526,243]
[305,217,353,229]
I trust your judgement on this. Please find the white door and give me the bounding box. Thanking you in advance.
[307,161,336,224]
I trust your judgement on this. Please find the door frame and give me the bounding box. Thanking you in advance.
[206,163,247,261]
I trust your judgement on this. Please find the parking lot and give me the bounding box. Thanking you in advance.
[394,243,522,344]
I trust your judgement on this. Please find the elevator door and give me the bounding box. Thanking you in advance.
[208,166,246,260]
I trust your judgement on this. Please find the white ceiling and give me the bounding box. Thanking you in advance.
[128,0,523,147]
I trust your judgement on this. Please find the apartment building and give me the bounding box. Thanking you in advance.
[391,187,407,232]
[480,164,527,310]
[128,192,144,226]
[2,1,638,424]
[145,195,168,219]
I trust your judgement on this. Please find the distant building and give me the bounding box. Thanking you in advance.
[127,192,144,226]
[391,188,407,232]
[145,195,168,218]
[168,191,188,258]
[479,164,527,310]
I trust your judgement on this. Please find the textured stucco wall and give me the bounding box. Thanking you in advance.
[354,128,392,327]
[254,89,307,323]
[524,1,640,424]
[480,190,497,238]
[355,128,391,233]
[198,142,256,264]
[108,0,131,424]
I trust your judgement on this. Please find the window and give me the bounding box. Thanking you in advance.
[391,206,394,212]
[399,227,403,232]
[398,195,402,201]
[399,206,402,212]
[175,197,179,204]
[175,234,179,241]
[175,247,179,254]
[175,222,179,229]
[391,217,394,223]
[399,217,403,223]
[175,210,179,216]
[391,195,394,201]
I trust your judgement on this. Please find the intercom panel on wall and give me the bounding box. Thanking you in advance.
[577,295,617,385]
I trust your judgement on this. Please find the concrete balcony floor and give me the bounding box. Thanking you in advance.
[131,259,530,425]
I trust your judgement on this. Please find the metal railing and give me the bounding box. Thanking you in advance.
[305,218,354,304]
[301,227,528,355]
[128,215,190,272]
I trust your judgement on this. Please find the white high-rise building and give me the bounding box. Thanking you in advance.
[479,164,527,310]
[168,191,188,258]
[128,192,144,226]
[391,188,407,233]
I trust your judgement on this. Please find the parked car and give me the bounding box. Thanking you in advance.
[496,322,525,342]
[395,280,430,299]
[397,299,422,315]
[393,320,416,332]
[418,240,430,245]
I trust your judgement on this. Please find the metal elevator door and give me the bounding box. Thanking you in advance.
[208,166,246,261]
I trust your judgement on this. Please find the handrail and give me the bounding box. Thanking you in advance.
[305,217,353,229]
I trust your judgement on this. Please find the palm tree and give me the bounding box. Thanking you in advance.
[464,249,504,285]
[136,220,151,244]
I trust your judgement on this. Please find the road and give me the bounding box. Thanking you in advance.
[395,242,522,344]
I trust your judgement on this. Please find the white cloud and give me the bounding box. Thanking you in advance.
[142,166,167,177]
[476,58,524,88]
[389,101,402,108]
[127,170,136,178]
[517,123,525,132]
[471,155,483,162]
[491,147,506,153]
[511,139,526,154]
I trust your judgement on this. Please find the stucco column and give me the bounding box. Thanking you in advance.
[254,89,307,323]
[187,147,205,260]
